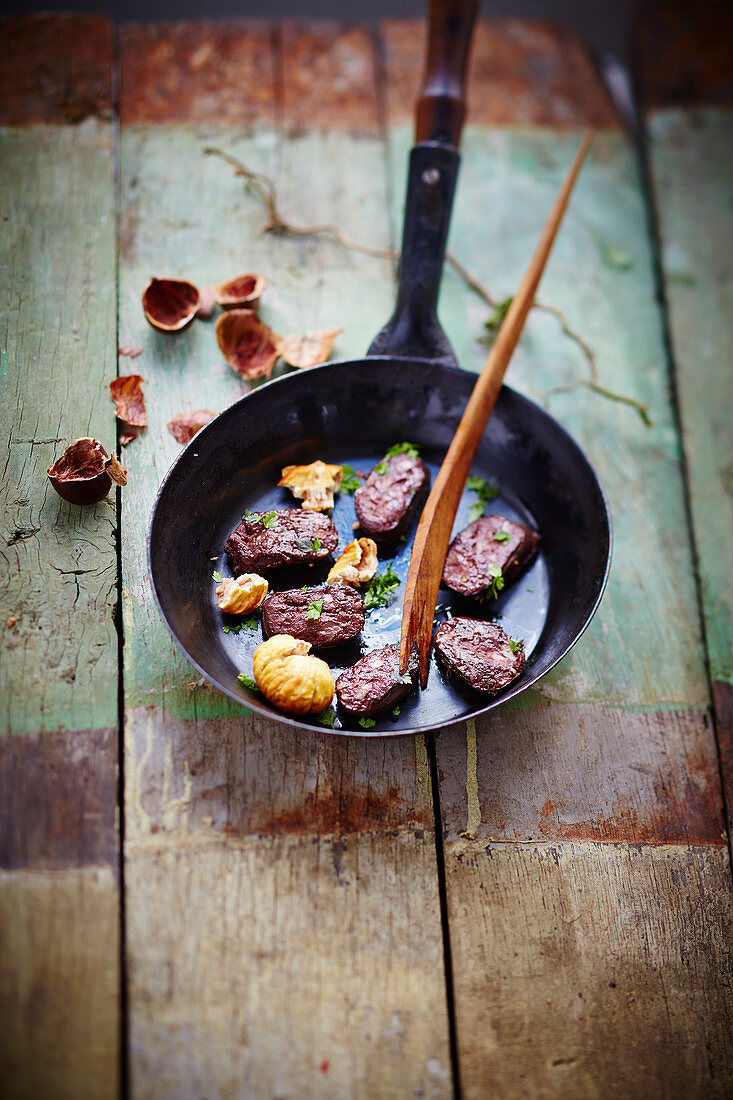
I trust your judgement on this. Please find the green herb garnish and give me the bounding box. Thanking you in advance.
[245,510,279,529]
[364,563,401,611]
[237,673,259,691]
[396,672,413,686]
[295,535,323,552]
[310,537,322,551]
[375,441,419,475]
[466,474,499,522]
[484,563,505,601]
[212,570,224,582]
[242,615,260,631]
[223,621,244,634]
[359,718,377,729]
[305,599,324,621]
[508,637,524,654]
[493,530,510,542]
[391,706,401,720]
[339,464,361,494]
[315,707,336,728]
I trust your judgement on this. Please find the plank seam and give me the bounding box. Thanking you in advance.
[428,732,462,1100]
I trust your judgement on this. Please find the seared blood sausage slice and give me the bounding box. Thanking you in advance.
[354,453,429,540]
[336,643,419,718]
[442,515,538,597]
[225,509,337,574]
[262,584,364,648]
[433,618,525,693]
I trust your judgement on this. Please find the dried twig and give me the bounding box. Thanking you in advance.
[206,146,651,425]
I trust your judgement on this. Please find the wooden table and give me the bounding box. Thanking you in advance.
[1,5,731,1096]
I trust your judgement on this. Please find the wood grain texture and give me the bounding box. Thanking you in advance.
[119,22,450,1094]
[0,867,119,1100]
[0,13,112,125]
[435,706,725,847]
[0,19,120,1096]
[641,105,733,827]
[444,843,733,1098]
[382,17,618,131]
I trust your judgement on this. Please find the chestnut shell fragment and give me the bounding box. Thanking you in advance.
[215,309,281,381]
[214,273,267,310]
[142,278,200,332]
[47,438,127,505]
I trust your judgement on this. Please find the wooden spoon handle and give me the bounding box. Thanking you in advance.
[415,0,479,147]
[401,129,596,683]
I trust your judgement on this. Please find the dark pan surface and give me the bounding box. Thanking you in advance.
[148,357,611,736]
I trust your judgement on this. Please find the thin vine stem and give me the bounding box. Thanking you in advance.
[205,145,651,425]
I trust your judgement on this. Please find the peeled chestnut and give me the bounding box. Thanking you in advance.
[214,273,267,310]
[142,278,200,332]
[47,438,127,505]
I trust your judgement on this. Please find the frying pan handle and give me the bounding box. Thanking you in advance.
[366,143,460,366]
[416,0,478,147]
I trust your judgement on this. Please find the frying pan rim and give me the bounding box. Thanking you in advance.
[147,355,613,737]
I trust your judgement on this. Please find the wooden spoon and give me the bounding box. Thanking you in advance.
[400,128,596,686]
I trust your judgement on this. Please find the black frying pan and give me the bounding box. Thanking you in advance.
[148,0,612,737]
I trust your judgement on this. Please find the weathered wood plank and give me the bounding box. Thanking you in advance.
[0,14,119,1098]
[444,843,733,1098]
[119,22,450,1095]
[437,707,725,847]
[0,867,120,1100]
[636,0,733,827]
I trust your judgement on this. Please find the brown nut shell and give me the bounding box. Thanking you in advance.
[142,278,200,332]
[47,438,127,505]
[214,273,267,310]
[215,309,281,381]
[167,409,216,445]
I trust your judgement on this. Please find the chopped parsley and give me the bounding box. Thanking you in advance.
[508,637,524,654]
[375,441,419,475]
[223,621,244,634]
[305,599,324,621]
[295,536,322,552]
[359,717,377,729]
[493,530,510,542]
[364,563,401,612]
[212,570,224,582]
[484,563,505,600]
[242,615,260,631]
[339,464,361,494]
[315,707,336,728]
[466,474,499,522]
[245,510,279,529]
[391,706,401,720]
[237,673,259,691]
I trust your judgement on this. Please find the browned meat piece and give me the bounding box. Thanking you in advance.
[442,515,539,597]
[336,644,419,718]
[262,584,364,648]
[354,453,429,540]
[433,618,525,693]
[225,509,337,574]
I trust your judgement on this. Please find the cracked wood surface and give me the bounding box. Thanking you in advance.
[0,14,119,1100]
[2,10,733,1099]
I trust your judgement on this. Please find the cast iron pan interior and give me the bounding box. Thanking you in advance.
[149,356,611,736]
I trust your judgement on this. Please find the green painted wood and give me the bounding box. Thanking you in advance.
[0,124,119,736]
[118,23,451,1094]
[0,14,120,1095]
[444,842,733,1098]
[645,107,732,691]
